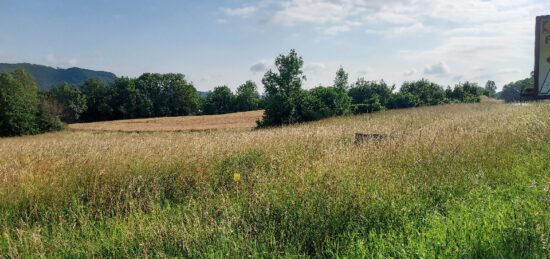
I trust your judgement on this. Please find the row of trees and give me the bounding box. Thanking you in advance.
[41,74,261,123]
[258,50,494,127]
[0,49,515,136]
[46,73,201,123]
[496,72,534,103]
[203,81,260,115]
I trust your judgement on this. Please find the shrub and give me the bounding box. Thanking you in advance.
[400,79,446,106]
[298,87,351,121]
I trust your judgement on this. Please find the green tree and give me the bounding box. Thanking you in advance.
[484,80,497,98]
[167,74,201,116]
[36,95,64,132]
[50,82,88,122]
[81,79,113,121]
[258,49,306,126]
[0,69,39,136]
[348,79,393,112]
[203,86,235,115]
[334,67,349,91]
[448,82,485,103]
[135,73,200,117]
[111,77,147,119]
[498,74,533,103]
[234,81,260,112]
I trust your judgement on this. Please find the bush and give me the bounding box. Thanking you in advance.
[353,94,386,114]
[298,86,351,121]
[388,92,419,109]
[400,79,446,106]
[448,82,485,103]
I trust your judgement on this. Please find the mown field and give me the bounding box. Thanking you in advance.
[69,110,264,132]
[0,102,549,257]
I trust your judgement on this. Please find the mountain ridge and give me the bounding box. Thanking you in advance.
[0,63,116,90]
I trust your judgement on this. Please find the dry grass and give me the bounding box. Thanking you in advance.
[68,110,264,132]
[0,102,549,257]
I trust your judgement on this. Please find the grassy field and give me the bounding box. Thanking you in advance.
[0,102,549,257]
[69,110,264,132]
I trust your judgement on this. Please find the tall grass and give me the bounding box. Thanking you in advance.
[0,102,549,257]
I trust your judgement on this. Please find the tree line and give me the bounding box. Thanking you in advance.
[1,49,512,136]
[41,74,262,124]
[258,50,496,126]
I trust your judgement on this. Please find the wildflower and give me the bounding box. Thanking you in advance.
[233,172,241,182]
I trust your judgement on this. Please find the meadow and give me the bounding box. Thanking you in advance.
[0,102,549,257]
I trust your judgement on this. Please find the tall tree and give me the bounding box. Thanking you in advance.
[203,86,235,115]
[258,49,306,126]
[81,79,113,121]
[334,67,349,91]
[484,80,497,98]
[168,75,201,116]
[50,82,88,123]
[0,69,39,136]
[235,81,260,112]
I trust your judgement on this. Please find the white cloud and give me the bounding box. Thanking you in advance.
[403,69,416,77]
[67,57,78,66]
[323,21,361,35]
[304,62,327,74]
[250,60,272,73]
[324,25,352,35]
[224,6,257,17]
[44,53,79,67]
[271,1,349,25]
[46,53,56,63]
[386,22,431,37]
[424,62,450,76]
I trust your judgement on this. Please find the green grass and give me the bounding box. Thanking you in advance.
[0,102,548,257]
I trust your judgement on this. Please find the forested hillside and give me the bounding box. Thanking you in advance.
[0,63,116,90]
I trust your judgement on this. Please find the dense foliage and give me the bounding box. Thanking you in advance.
[0,70,63,136]
[497,73,534,103]
[202,83,261,115]
[256,50,489,127]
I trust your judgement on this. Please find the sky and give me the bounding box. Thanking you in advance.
[0,0,549,92]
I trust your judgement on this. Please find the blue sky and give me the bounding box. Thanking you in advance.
[0,0,549,92]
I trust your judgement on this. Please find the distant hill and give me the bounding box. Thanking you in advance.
[0,63,116,90]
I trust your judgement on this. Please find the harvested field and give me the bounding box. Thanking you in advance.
[68,110,264,132]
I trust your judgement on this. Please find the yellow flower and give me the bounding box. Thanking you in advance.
[233,172,241,182]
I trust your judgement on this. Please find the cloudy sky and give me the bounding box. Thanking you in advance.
[0,0,548,91]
